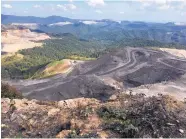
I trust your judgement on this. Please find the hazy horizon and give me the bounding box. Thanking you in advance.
[1,0,186,23]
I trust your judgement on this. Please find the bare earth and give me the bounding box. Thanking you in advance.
[1,29,50,53]
[32,59,84,79]
[6,47,186,101]
[126,73,186,101]
[159,48,186,58]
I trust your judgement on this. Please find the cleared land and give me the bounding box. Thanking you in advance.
[1,29,50,53]
[159,48,186,58]
[32,59,84,79]
[6,47,186,101]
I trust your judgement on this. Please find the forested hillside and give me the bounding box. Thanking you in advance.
[2,32,185,79]
[36,23,186,45]
[1,34,105,79]
[2,14,186,45]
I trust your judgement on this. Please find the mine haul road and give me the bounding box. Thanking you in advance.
[5,47,186,101]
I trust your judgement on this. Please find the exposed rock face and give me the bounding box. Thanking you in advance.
[1,29,50,53]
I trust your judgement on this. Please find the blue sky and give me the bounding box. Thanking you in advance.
[1,0,186,22]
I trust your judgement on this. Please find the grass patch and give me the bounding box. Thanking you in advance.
[31,60,69,79]
[47,60,64,68]
[67,55,96,61]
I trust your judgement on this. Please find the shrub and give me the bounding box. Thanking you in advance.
[97,106,138,138]
[1,83,23,99]
[98,96,186,138]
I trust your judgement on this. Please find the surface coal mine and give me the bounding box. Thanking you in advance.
[7,47,186,101]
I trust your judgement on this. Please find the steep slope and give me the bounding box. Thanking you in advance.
[32,59,83,79]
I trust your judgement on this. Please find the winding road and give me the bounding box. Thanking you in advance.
[5,47,186,101]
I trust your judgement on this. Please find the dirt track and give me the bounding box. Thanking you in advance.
[6,47,186,101]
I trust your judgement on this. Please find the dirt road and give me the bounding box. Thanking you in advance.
[6,47,186,101]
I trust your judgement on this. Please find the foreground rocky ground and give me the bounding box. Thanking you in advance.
[2,94,186,138]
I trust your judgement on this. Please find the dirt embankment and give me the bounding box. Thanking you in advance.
[1,29,50,53]
[1,94,186,138]
[32,59,83,79]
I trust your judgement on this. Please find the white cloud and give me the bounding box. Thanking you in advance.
[95,10,103,14]
[158,4,170,10]
[66,4,76,10]
[23,10,28,13]
[119,11,125,14]
[139,0,167,4]
[139,1,154,11]
[139,0,186,10]
[142,3,151,7]
[56,4,76,11]
[57,4,67,11]
[87,0,105,7]
[181,12,186,16]
[2,4,12,9]
[177,1,186,10]
[139,0,165,6]
[33,5,41,8]
[69,0,73,2]
[154,0,167,5]
[139,0,172,10]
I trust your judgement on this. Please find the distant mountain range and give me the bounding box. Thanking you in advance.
[2,14,186,45]
[1,14,74,24]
